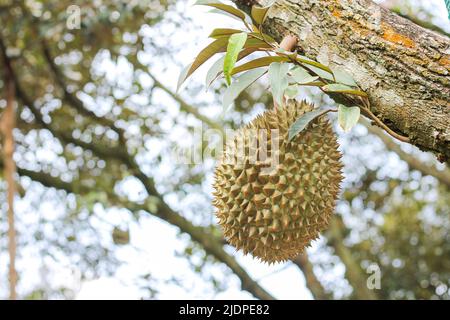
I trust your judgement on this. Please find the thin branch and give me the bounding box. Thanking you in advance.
[40,40,125,141]
[327,216,378,300]
[362,118,450,188]
[148,72,225,134]
[291,253,331,300]
[381,0,450,38]
[361,105,410,143]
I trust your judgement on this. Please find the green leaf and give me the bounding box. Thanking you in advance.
[248,32,277,44]
[290,66,319,84]
[177,62,193,92]
[303,64,334,81]
[177,37,229,91]
[231,55,288,76]
[332,68,357,86]
[208,8,243,22]
[209,28,242,38]
[205,48,259,88]
[205,56,225,88]
[292,54,333,73]
[223,32,248,85]
[243,37,272,49]
[323,83,368,96]
[269,62,290,106]
[251,1,275,25]
[195,1,247,21]
[278,51,334,80]
[223,68,266,108]
[288,109,329,141]
[338,105,360,132]
[284,85,299,99]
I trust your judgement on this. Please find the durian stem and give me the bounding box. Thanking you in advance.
[360,105,410,143]
[273,35,298,109]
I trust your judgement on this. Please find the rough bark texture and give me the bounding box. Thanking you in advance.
[235,0,450,163]
[0,41,17,300]
[362,119,450,188]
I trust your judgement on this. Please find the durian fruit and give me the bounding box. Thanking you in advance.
[213,100,343,263]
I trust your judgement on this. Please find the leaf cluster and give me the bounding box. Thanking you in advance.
[178,1,365,141]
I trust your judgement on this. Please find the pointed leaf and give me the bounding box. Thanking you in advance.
[284,85,299,98]
[288,109,329,141]
[178,37,229,90]
[205,56,225,88]
[195,1,247,21]
[231,56,288,76]
[338,105,360,132]
[304,64,334,81]
[248,32,277,44]
[269,62,290,106]
[290,66,319,84]
[332,68,357,87]
[177,62,193,92]
[223,68,266,108]
[209,8,243,22]
[292,54,333,73]
[209,28,242,38]
[243,37,272,49]
[251,1,275,25]
[205,48,259,88]
[298,76,320,84]
[224,32,248,85]
[323,83,368,96]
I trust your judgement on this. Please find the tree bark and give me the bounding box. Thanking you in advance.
[235,0,450,164]
[292,253,331,299]
[327,216,378,300]
[361,118,450,188]
[1,39,18,300]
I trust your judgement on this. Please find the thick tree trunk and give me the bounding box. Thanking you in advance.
[235,0,450,163]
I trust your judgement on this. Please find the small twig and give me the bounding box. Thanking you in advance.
[361,106,410,143]
[273,35,298,109]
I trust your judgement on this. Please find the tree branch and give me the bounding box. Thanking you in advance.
[234,0,450,163]
[0,157,274,300]
[3,43,274,300]
[380,0,450,38]
[148,73,225,134]
[327,216,378,300]
[362,119,450,188]
[41,40,126,141]
[291,253,331,300]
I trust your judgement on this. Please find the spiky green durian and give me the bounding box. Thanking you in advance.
[213,100,343,263]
